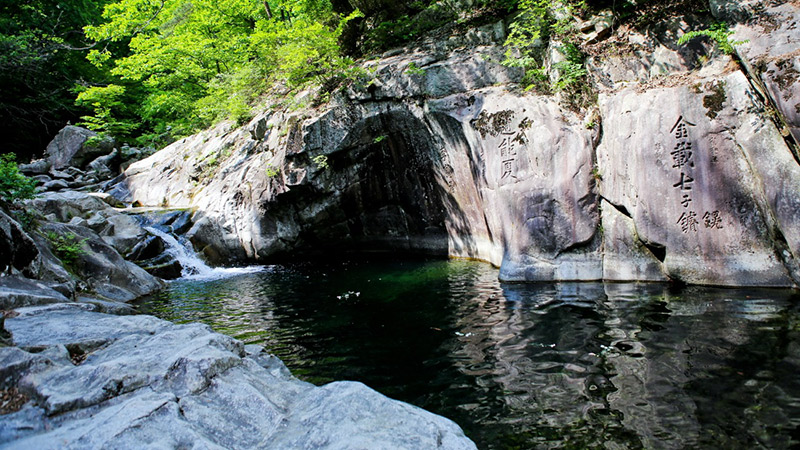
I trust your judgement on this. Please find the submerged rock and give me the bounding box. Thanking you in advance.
[0,304,477,449]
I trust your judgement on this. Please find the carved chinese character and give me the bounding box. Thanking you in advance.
[681,194,692,208]
[677,211,698,233]
[703,210,723,229]
[501,159,514,179]
[673,172,694,190]
[671,141,694,169]
[670,116,696,139]
[499,137,517,158]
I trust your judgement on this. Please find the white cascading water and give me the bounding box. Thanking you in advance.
[145,226,264,280]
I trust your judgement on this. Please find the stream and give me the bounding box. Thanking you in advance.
[136,257,800,449]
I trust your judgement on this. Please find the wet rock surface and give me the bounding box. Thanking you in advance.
[0,304,476,449]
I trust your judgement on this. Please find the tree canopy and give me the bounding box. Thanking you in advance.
[0,0,110,158]
[78,0,362,145]
[1,0,526,156]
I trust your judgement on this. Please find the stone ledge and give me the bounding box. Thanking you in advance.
[0,303,476,449]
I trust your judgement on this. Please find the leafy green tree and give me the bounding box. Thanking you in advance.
[0,0,111,159]
[82,0,360,144]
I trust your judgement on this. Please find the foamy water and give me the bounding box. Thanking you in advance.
[145,226,267,281]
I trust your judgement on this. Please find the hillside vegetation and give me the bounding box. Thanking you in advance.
[3,0,713,156]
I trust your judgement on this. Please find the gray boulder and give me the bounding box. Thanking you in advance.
[0,277,69,310]
[39,222,163,301]
[27,191,151,258]
[0,209,38,275]
[41,179,68,192]
[26,191,110,223]
[86,150,119,181]
[45,126,112,170]
[18,159,51,175]
[1,304,477,449]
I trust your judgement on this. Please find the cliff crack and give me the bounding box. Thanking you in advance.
[599,195,632,219]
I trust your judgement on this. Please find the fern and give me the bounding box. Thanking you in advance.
[678,22,747,55]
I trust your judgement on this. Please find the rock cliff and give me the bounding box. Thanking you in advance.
[110,2,800,287]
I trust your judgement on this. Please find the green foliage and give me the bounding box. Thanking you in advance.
[74,84,138,137]
[0,154,37,204]
[360,1,460,54]
[552,43,587,92]
[74,0,367,146]
[0,0,112,156]
[265,163,280,177]
[405,62,426,77]
[12,209,38,232]
[677,22,746,56]
[502,0,551,74]
[312,154,329,170]
[500,1,593,109]
[373,135,388,144]
[45,231,88,266]
[591,165,602,181]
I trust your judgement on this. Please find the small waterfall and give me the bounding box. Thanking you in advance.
[145,226,265,280]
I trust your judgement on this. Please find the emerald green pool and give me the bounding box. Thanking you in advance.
[137,258,800,449]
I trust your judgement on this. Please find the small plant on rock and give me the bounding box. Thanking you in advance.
[591,165,603,181]
[405,62,427,77]
[312,155,329,170]
[265,164,280,178]
[45,232,88,266]
[678,22,747,56]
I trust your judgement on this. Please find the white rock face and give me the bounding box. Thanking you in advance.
[111,4,800,287]
[598,70,796,286]
[728,2,800,142]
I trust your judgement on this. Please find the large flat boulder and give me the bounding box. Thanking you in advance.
[45,126,115,171]
[0,304,476,449]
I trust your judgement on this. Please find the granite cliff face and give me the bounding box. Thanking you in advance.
[111,2,800,287]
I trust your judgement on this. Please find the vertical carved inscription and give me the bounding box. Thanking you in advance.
[438,147,455,189]
[669,116,723,233]
[499,132,518,180]
[471,110,527,184]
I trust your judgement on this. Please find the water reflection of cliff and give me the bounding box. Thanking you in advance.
[138,260,800,449]
[470,282,800,448]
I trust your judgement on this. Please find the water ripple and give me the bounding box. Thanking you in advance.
[136,259,800,449]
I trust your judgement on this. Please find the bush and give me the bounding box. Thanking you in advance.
[45,231,88,266]
[0,153,37,204]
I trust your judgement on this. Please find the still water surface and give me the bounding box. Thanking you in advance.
[137,258,800,449]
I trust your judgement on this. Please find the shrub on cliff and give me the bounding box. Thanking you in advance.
[0,153,37,204]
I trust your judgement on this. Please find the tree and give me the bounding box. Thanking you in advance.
[0,0,110,159]
[82,0,358,144]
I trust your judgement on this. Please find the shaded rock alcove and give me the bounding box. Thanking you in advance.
[258,107,455,260]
